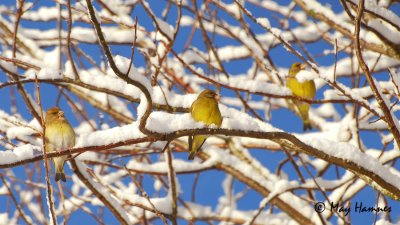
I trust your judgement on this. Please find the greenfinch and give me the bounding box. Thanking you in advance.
[45,107,75,182]
[286,62,316,131]
[188,90,222,160]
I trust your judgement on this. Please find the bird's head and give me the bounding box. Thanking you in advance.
[288,62,306,77]
[45,107,65,123]
[199,89,218,99]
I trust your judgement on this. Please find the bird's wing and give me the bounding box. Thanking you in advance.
[191,98,212,124]
[209,102,222,126]
[287,77,303,97]
[192,135,207,152]
[288,78,316,99]
[302,80,316,99]
[60,123,75,148]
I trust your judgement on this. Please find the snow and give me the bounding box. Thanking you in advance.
[242,178,298,224]
[26,68,62,80]
[155,18,174,40]
[204,145,316,221]
[75,122,145,148]
[75,152,98,161]
[147,104,280,134]
[0,144,36,165]
[362,0,400,27]
[74,120,97,135]
[295,69,319,83]
[0,183,7,194]
[64,60,76,79]
[126,156,214,174]
[61,197,86,214]
[73,68,141,100]
[21,6,65,21]
[112,55,152,91]
[257,17,271,29]
[74,160,132,223]
[147,112,203,133]
[368,19,400,44]
[6,118,41,140]
[111,178,174,215]
[19,20,150,46]
[375,219,396,225]
[45,185,55,225]
[0,214,8,224]
[153,180,162,192]
[2,0,400,224]
[300,137,400,189]
[0,56,17,74]
[223,76,291,96]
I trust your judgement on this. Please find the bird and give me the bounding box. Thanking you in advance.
[286,62,316,131]
[45,107,75,182]
[188,90,223,160]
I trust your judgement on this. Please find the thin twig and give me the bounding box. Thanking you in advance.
[354,0,400,147]
[165,146,178,225]
[35,75,58,225]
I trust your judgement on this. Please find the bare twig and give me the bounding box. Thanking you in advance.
[35,75,58,225]
[354,0,400,147]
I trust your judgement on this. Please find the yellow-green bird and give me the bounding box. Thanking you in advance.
[45,107,75,182]
[286,62,316,131]
[188,90,223,160]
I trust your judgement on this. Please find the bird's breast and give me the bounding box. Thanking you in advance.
[45,123,75,151]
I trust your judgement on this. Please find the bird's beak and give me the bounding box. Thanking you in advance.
[215,93,221,101]
[58,111,64,118]
[300,63,307,70]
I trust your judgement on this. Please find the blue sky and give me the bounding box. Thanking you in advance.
[1,0,400,224]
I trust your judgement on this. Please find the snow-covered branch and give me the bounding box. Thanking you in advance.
[1,0,400,224]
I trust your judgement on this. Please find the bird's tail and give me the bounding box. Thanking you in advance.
[188,152,196,160]
[53,157,67,182]
[188,135,206,160]
[55,172,66,182]
[298,103,312,131]
[303,120,312,131]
